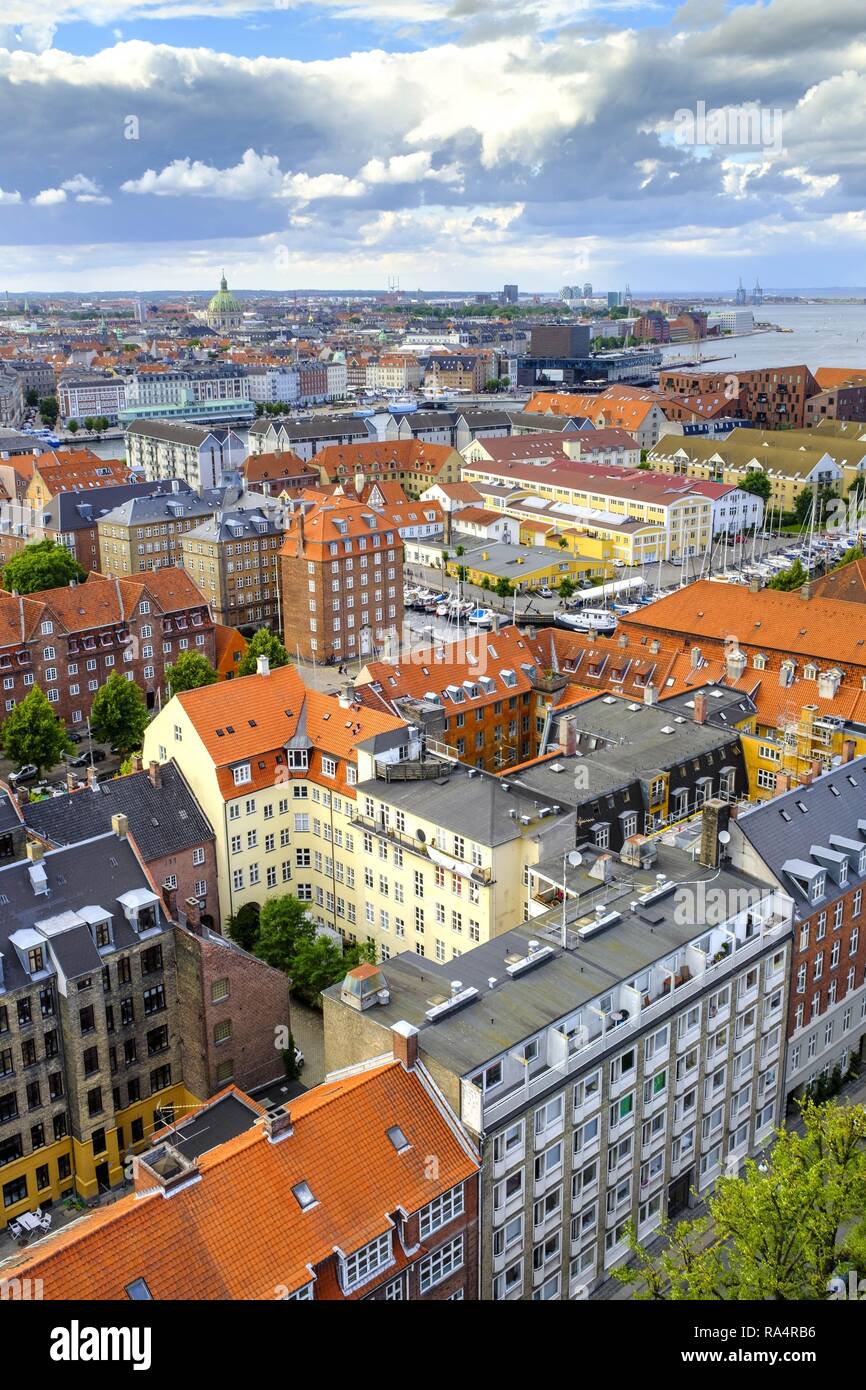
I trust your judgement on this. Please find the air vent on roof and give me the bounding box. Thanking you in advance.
[292,1181,316,1211]
[577,909,622,940]
[506,943,555,978]
[425,985,480,1022]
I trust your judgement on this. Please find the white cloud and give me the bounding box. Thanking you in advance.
[360,151,463,186]
[31,187,67,205]
[122,149,364,203]
[0,186,22,204]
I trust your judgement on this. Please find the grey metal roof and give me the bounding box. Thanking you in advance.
[42,480,180,532]
[0,834,167,993]
[125,421,236,445]
[23,761,213,861]
[97,492,218,527]
[736,755,866,912]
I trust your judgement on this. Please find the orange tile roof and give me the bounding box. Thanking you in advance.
[241,450,312,482]
[357,627,546,708]
[279,493,405,562]
[619,580,866,669]
[812,557,866,605]
[814,368,866,388]
[175,661,406,795]
[315,439,457,484]
[7,1063,479,1301]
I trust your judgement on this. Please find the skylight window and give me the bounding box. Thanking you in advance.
[125,1278,153,1301]
[292,1181,317,1211]
[386,1125,411,1154]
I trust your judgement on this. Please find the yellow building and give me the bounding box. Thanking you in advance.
[444,540,606,591]
[461,460,712,561]
[143,659,567,964]
[647,427,864,513]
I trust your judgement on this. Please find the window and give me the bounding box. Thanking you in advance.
[419,1185,465,1239]
[342,1232,392,1291]
[419,1236,464,1294]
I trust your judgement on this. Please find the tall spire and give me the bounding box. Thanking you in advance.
[220,269,228,291]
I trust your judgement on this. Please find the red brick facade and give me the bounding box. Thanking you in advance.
[0,570,215,727]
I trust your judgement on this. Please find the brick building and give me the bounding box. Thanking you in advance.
[239,450,319,496]
[181,502,285,634]
[7,1054,480,1299]
[731,759,866,1105]
[0,479,171,576]
[278,494,403,662]
[0,568,215,727]
[173,923,290,1097]
[659,365,819,430]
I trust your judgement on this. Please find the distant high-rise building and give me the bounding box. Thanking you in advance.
[607,291,622,308]
[624,283,632,304]
[752,278,763,306]
[735,277,747,306]
[582,282,592,298]
[502,283,518,304]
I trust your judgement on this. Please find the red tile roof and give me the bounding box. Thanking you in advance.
[6,1063,479,1301]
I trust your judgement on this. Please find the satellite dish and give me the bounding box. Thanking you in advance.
[567,851,582,868]
[416,828,426,843]
[718,830,731,845]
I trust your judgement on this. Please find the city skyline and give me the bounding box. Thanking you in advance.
[1,0,865,291]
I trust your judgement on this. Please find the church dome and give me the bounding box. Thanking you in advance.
[208,273,242,317]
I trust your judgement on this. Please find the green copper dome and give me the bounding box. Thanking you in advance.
[208,272,242,316]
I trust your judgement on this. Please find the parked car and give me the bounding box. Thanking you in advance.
[294,1046,305,1072]
[90,748,108,764]
[9,764,38,786]
[537,586,554,598]
[66,728,86,744]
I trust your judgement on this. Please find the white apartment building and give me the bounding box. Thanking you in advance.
[58,375,128,424]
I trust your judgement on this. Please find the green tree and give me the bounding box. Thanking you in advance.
[166,650,218,697]
[494,577,513,598]
[1,539,86,594]
[89,671,149,754]
[67,420,79,435]
[614,1100,866,1300]
[24,388,38,408]
[795,484,837,529]
[255,893,314,974]
[38,396,58,428]
[94,416,110,433]
[82,417,94,433]
[767,557,808,591]
[117,751,142,776]
[480,576,491,591]
[236,627,290,677]
[289,934,352,1007]
[454,544,465,557]
[0,685,71,773]
[558,577,575,599]
[226,901,261,953]
[740,469,771,501]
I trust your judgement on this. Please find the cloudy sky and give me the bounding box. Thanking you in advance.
[0,0,865,292]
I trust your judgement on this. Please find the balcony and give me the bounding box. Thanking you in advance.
[480,905,791,1130]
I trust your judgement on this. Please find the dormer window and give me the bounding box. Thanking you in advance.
[804,663,818,681]
[811,874,826,903]
[342,1232,393,1292]
[232,763,252,786]
[288,749,309,770]
[27,947,44,974]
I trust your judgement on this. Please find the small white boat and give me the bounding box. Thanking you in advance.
[467,607,495,628]
[559,608,618,635]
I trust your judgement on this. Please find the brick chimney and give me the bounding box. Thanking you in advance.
[749,576,761,593]
[66,769,77,794]
[799,582,812,601]
[131,753,144,773]
[86,766,99,789]
[693,691,707,725]
[391,1020,419,1070]
[841,739,856,764]
[775,771,792,794]
[148,760,161,789]
[699,799,731,870]
[263,1105,293,1144]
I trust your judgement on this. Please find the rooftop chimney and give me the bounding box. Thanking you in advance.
[775,771,792,794]
[643,683,658,705]
[148,760,161,789]
[263,1105,293,1144]
[338,681,354,709]
[693,691,707,725]
[131,753,144,773]
[112,812,128,839]
[799,582,812,601]
[391,1020,419,1070]
[257,654,270,677]
[699,798,731,870]
[86,766,99,789]
[25,840,44,863]
[749,577,761,593]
